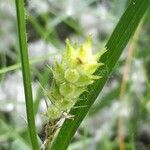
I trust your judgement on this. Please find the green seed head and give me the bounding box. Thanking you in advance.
[45,37,106,120]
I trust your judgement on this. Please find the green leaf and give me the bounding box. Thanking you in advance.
[51,0,149,149]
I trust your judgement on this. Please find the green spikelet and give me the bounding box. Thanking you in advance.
[45,37,106,120]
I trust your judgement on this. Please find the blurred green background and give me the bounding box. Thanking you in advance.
[0,0,149,150]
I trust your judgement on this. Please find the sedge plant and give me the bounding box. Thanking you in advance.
[42,37,106,149]
[14,0,149,149]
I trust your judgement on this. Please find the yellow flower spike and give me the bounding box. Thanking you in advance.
[45,37,106,120]
[43,37,107,147]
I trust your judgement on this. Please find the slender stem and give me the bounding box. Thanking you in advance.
[0,52,58,75]
[15,0,39,149]
[117,20,143,150]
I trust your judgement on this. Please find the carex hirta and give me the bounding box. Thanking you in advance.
[43,37,106,148]
[45,37,106,120]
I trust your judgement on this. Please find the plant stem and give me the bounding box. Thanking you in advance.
[15,0,39,149]
[117,19,143,150]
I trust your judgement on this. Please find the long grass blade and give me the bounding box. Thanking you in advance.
[15,0,39,149]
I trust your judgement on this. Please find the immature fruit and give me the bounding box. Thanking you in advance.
[59,82,75,98]
[46,105,62,120]
[64,69,79,83]
[46,37,106,120]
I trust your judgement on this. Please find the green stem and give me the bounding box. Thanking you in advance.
[15,0,39,149]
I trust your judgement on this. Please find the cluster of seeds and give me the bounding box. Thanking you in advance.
[45,37,106,120]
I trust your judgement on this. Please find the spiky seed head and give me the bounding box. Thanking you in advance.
[45,37,107,120]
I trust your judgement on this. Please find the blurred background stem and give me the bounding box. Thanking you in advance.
[117,19,144,150]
